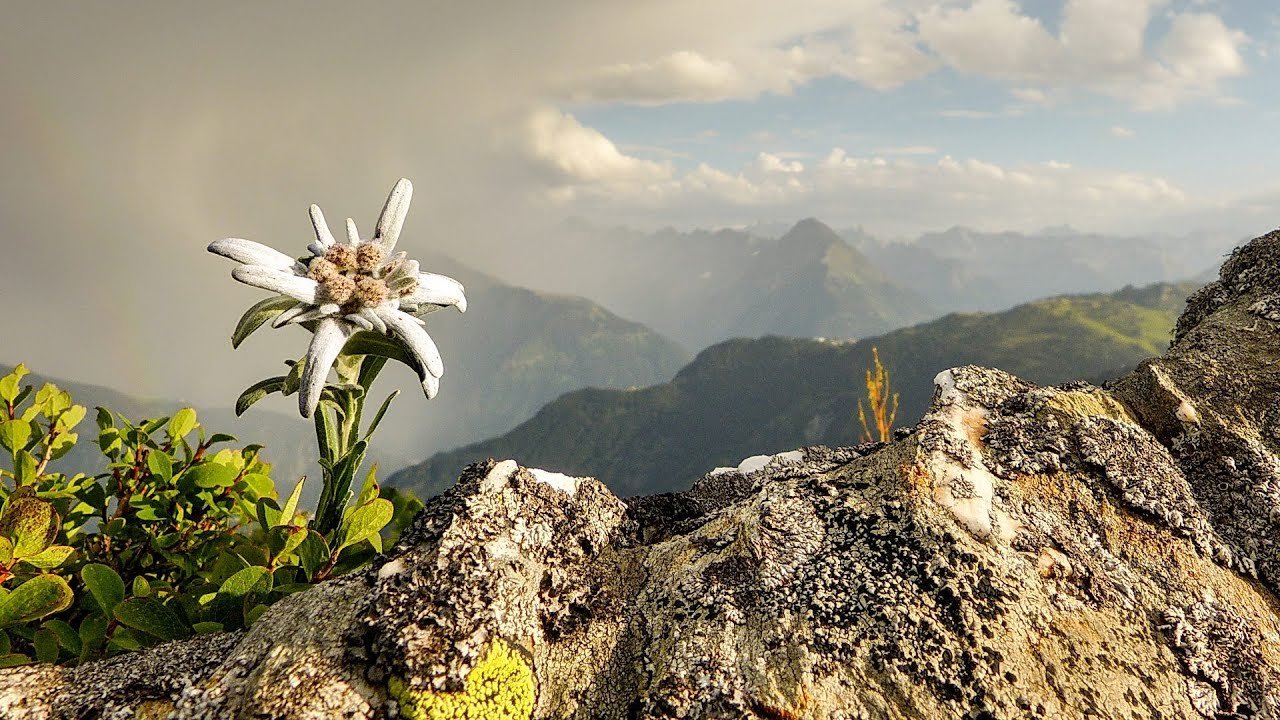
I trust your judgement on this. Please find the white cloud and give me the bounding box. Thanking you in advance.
[940,109,999,119]
[915,0,1247,109]
[558,2,935,104]
[528,121,1198,235]
[518,107,672,187]
[1110,125,1137,138]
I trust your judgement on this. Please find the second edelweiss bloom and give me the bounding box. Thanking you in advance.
[209,179,466,417]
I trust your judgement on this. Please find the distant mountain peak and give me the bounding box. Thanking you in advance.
[783,217,842,244]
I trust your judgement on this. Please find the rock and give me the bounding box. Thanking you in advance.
[6,229,1280,718]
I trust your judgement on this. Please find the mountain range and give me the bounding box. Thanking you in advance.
[388,280,1199,498]
[471,218,1236,350]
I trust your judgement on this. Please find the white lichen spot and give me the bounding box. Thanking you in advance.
[377,558,407,582]
[771,450,805,465]
[926,369,1012,543]
[708,466,738,477]
[736,455,774,474]
[529,468,581,496]
[1176,398,1201,424]
[480,459,520,493]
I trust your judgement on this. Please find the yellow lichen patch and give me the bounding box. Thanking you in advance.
[390,639,535,720]
[1044,390,1136,425]
[134,699,175,719]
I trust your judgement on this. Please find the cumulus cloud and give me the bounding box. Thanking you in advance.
[533,126,1199,235]
[1110,126,1137,138]
[916,0,1247,109]
[519,107,672,187]
[559,1,935,104]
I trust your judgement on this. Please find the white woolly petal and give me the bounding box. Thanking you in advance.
[307,243,328,258]
[209,238,298,272]
[402,273,467,312]
[285,305,341,326]
[272,303,312,328]
[345,313,374,331]
[346,218,360,245]
[378,308,444,378]
[374,178,413,253]
[231,266,319,304]
[299,318,348,418]
[309,205,336,249]
[422,372,440,399]
[358,308,387,334]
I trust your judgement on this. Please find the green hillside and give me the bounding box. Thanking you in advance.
[392,254,691,454]
[389,281,1198,498]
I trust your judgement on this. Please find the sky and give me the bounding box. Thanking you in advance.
[1,0,1278,411]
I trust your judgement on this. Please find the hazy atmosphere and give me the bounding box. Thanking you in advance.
[2,1,1277,465]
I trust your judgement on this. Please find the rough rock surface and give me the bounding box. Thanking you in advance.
[5,229,1280,718]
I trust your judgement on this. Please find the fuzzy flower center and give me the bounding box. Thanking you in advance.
[308,243,418,313]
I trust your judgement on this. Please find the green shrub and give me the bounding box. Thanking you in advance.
[0,363,421,666]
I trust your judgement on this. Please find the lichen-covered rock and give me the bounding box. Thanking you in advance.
[6,228,1280,718]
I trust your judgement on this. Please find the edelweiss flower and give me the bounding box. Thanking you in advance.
[209,179,466,417]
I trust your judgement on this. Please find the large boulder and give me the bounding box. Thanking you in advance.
[5,229,1280,718]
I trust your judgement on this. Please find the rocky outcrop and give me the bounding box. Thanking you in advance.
[5,229,1280,718]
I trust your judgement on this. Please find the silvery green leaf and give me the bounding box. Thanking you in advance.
[235,376,287,416]
[232,295,300,348]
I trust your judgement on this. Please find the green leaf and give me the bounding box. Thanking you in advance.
[267,525,307,560]
[42,619,79,655]
[0,575,74,627]
[12,450,36,486]
[296,530,330,579]
[339,498,394,552]
[233,295,300,349]
[0,654,30,668]
[33,627,58,663]
[187,461,240,489]
[235,377,287,417]
[0,537,12,566]
[283,357,305,397]
[0,630,8,655]
[362,390,399,442]
[279,477,305,527]
[192,622,223,634]
[147,451,173,483]
[114,597,188,641]
[241,472,274,500]
[255,497,282,531]
[47,432,77,461]
[0,364,28,404]
[207,433,236,446]
[218,566,271,599]
[78,613,108,653]
[108,626,143,652]
[132,576,150,598]
[245,603,269,627]
[355,466,380,508]
[20,544,75,570]
[56,404,86,432]
[81,563,125,615]
[314,406,339,464]
[0,418,32,455]
[167,407,198,440]
[343,331,425,376]
[0,498,59,558]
